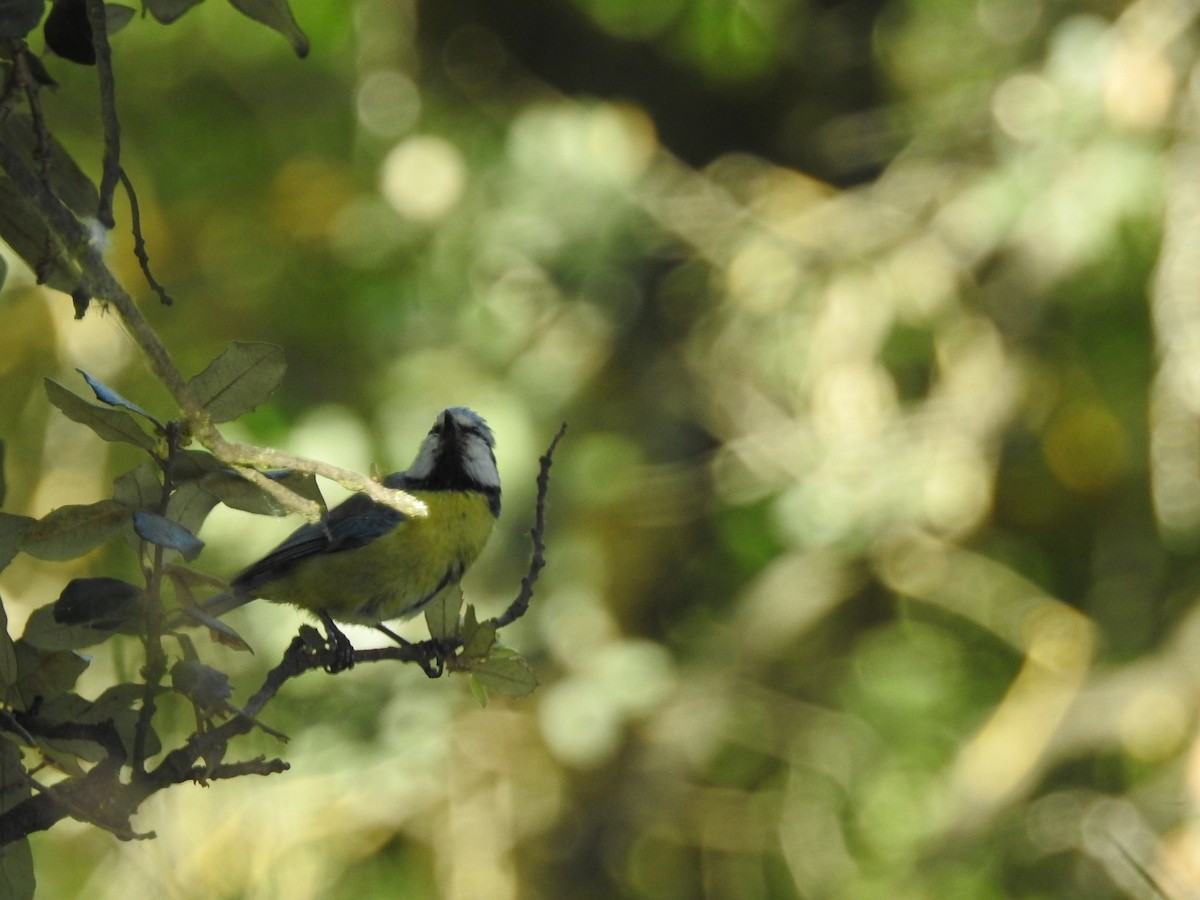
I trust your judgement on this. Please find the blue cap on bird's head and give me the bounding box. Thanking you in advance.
[407,407,500,492]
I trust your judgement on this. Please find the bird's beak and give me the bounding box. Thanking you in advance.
[437,410,460,438]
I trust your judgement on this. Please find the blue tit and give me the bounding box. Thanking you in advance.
[197,407,500,661]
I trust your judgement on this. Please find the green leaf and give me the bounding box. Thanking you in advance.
[104,3,134,32]
[468,674,489,708]
[0,753,30,897]
[188,341,286,423]
[25,603,124,651]
[45,379,157,452]
[225,0,308,57]
[468,652,538,698]
[52,577,144,631]
[460,605,497,661]
[113,462,163,510]
[132,510,204,561]
[0,115,99,218]
[0,736,34,896]
[424,584,463,641]
[163,481,220,536]
[19,500,128,561]
[0,439,6,507]
[0,513,34,573]
[169,449,224,482]
[199,468,324,516]
[0,177,81,293]
[170,659,232,711]
[0,602,17,689]
[144,0,201,23]
[8,641,88,708]
[76,369,161,429]
[0,0,44,39]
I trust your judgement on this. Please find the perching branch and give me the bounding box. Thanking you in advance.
[492,421,567,629]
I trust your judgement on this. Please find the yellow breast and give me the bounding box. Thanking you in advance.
[259,490,497,624]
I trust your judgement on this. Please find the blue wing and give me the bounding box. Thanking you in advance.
[230,473,410,595]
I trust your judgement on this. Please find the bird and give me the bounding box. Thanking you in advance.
[186,406,501,671]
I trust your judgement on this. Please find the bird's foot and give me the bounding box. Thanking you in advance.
[319,611,356,673]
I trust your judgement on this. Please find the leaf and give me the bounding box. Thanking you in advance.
[104,2,133,32]
[23,604,112,650]
[188,341,286,423]
[76,369,161,428]
[19,500,128,561]
[144,0,201,23]
[0,603,16,689]
[0,439,6,507]
[0,513,34,573]
[0,736,34,896]
[0,0,44,39]
[468,651,538,698]
[45,379,157,452]
[51,577,144,631]
[225,0,308,57]
[0,115,99,218]
[199,468,323,516]
[170,659,232,711]
[0,177,81,293]
[424,584,463,641]
[171,605,252,653]
[7,641,88,708]
[112,462,163,510]
[460,605,496,661]
[468,674,489,708]
[163,481,220,536]
[169,449,224,482]
[44,0,93,64]
[132,510,204,561]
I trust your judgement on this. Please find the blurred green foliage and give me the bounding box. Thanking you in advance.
[2,0,1199,896]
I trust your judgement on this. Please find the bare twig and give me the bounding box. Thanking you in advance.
[85,0,120,227]
[492,421,567,629]
[119,168,174,306]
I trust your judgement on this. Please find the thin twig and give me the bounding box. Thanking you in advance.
[119,167,173,305]
[85,0,120,227]
[492,421,567,629]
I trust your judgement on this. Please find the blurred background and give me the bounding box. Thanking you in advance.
[0,0,1197,895]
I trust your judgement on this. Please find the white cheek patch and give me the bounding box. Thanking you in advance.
[406,435,440,479]
[461,437,500,488]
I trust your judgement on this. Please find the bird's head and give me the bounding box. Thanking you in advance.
[405,407,500,493]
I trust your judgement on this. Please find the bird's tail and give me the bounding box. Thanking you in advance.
[164,590,252,631]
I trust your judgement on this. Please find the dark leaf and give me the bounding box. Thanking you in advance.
[0,513,34,573]
[43,0,92,64]
[0,835,32,899]
[0,602,16,689]
[170,659,231,710]
[19,500,128,561]
[199,468,324,516]
[132,510,204,561]
[8,640,88,708]
[45,379,157,452]
[104,2,132,31]
[112,462,162,510]
[169,450,224,482]
[172,605,252,652]
[76,369,161,429]
[163,481,220,536]
[0,115,99,218]
[0,177,81,294]
[144,0,201,23]
[25,603,125,650]
[52,577,144,630]
[0,256,7,301]
[188,341,286,423]
[225,0,308,57]
[0,0,44,39]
